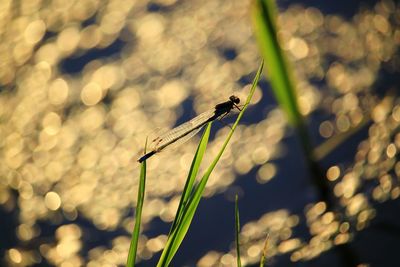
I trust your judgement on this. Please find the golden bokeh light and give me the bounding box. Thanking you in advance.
[8,249,22,264]
[326,166,341,181]
[257,163,277,183]
[45,191,62,211]
[0,0,399,266]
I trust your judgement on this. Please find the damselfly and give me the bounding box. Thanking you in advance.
[138,95,241,163]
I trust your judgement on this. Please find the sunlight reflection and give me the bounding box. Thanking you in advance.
[0,0,399,266]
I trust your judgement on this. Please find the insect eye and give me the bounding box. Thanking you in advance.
[230,95,240,104]
[230,95,239,103]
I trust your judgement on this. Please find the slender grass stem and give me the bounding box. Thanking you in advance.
[235,195,242,267]
[126,140,148,267]
[259,232,269,267]
[157,61,264,267]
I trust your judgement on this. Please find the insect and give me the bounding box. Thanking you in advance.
[138,95,241,163]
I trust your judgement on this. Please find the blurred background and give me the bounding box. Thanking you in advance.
[0,0,399,266]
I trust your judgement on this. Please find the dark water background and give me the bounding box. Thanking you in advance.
[1,0,399,267]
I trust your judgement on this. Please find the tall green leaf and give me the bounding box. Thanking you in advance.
[252,0,316,160]
[168,123,212,235]
[157,61,264,267]
[252,0,303,128]
[252,0,333,204]
[259,233,269,267]
[127,143,148,267]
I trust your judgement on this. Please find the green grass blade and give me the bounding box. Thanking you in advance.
[251,0,303,128]
[127,141,148,267]
[235,195,242,267]
[157,61,264,267]
[259,233,269,267]
[314,116,370,160]
[168,123,212,235]
[252,0,315,158]
[252,1,335,205]
[157,122,212,267]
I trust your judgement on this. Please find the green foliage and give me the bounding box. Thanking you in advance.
[235,195,242,267]
[126,141,148,267]
[252,0,320,166]
[252,0,303,128]
[157,123,212,267]
[259,233,269,267]
[252,0,333,204]
[127,61,263,267]
[156,61,264,266]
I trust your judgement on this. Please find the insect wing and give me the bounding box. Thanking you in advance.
[153,109,215,151]
[158,124,205,153]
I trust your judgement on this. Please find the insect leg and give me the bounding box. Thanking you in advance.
[233,103,242,111]
[218,112,233,129]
